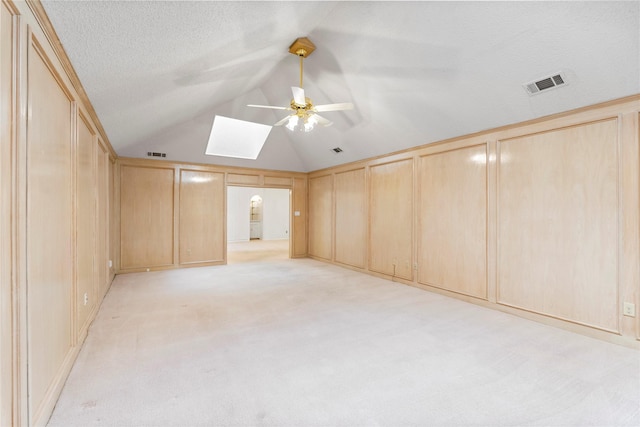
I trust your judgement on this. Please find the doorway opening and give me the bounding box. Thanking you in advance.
[227,186,290,264]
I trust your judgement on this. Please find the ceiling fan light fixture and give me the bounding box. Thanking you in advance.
[285,115,299,132]
[285,113,317,133]
[304,115,317,132]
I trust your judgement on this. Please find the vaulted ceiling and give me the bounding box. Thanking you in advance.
[41,1,639,172]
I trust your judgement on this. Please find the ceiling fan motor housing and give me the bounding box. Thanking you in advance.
[291,97,314,116]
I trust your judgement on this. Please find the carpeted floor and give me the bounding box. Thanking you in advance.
[227,239,289,264]
[48,244,640,426]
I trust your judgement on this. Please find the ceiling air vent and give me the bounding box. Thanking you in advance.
[332,147,343,153]
[147,151,167,158]
[524,72,567,96]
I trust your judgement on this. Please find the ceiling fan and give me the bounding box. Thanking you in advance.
[248,37,354,132]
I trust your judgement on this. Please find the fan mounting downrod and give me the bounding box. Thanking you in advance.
[288,37,316,104]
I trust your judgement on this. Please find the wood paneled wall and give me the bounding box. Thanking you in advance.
[498,119,619,331]
[308,174,332,260]
[97,142,111,298]
[76,113,97,339]
[308,96,640,347]
[334,168,366,268]
[179,170,224,265]
[0,2,16,425]
[120,165,175,269]
[418,145,487,299]
[26,36,76,423]
[292,177,308,257]
[369,159,413,280]
[117,158,307,272]
[0,1,117,425]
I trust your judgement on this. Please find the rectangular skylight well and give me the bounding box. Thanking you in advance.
[205,115,272,160]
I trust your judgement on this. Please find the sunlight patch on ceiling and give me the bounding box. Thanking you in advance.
[205,115,272,160]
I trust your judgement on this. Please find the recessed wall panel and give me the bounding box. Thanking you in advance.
[227,173,260,186]
[369,159,413,280]
[97,144,109,298]
[26,38,74,421]
[309,175,333,260]
[292,177,307,257]
[498,119,619,331]
[109,159,116,278]
[264,176,291,187]
[120,165,175,269]
[418,145,487,299]
[76,115,96,333]
[179,170,224,264]
[0,4,14,425]
[335,168,366,268]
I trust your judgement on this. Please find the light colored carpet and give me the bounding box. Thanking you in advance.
[227,239,289,264]
[48,256,640,426]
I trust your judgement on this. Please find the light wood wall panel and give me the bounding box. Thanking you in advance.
[265,176,291,187]
[97,143,109,298]
[179,170,224,264]
[76,114,96,335]
[26,36,74,422]
[227,173,260,186]
[0,3,16,425]
[369,159,413,280]
[118,159,308,268]
[334,168,366,268]
[109,157,116,278]
[497,119,619,331]
[418,145,487,299]
[309,174,333,260]
[292,177,307,257]
[120,165,175,269]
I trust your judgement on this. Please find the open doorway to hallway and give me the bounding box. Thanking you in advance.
[226,186,290,264]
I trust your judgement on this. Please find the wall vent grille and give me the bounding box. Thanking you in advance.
[147,151,167,158]
[524,72,568,95]
[332,147,343,153]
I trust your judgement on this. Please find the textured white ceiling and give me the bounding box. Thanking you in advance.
[42,1,639,172]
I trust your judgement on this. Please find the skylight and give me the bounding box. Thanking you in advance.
[205,115,272,160]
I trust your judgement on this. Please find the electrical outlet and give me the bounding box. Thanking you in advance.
[108,259,113,268]
[413,263,418,270]
[83,292,88,306]
[623,302,636,317]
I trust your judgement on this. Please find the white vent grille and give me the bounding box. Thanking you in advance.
[524,72,568,96]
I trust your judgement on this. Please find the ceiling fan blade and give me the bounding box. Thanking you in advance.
[314,102,354,112]
[247,104,288,110]
[291,86,306,107]
[274,114,293,127]
[312,113,333,127]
